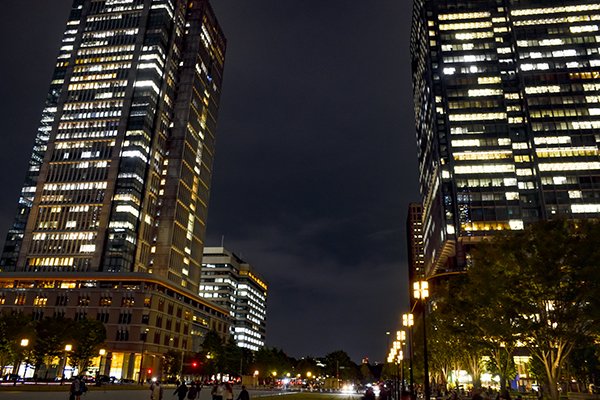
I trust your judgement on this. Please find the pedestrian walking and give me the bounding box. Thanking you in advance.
[188,382,200,400]
[211,383,220,400]
[174,381,189,400]
[69,376,86,400]
[150,380,164,400]
[236,385,250,400]
[224,383,233,400]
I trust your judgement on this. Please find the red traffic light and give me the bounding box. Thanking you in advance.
[147,368,152,375]
[192,362,198,368]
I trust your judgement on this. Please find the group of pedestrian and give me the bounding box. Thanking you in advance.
[211,382,249,400]
[174,381,203,400]
[69,376,88,400]
[148,380,249,400]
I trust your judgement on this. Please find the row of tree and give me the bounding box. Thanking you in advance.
[176,330,381,383]
[420,220,600,400]
[0,314,106,380]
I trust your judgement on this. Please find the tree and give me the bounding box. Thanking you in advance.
[0,313,33,376]
[323,350,358,380]
[295,357,319,378]
[469,220,600,400]
[30,316,71,380]
[162,350,181,379]
[251,347,293,382]
[360,363,374,384]
[67,319,106,373]
[198,330,223,377]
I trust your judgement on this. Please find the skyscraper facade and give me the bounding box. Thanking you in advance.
[0,0,229,380]
[200,247,268,351]
[412,0,600,276]
[406,203,425,288]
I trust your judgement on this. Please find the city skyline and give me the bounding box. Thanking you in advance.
[0,0,416,362]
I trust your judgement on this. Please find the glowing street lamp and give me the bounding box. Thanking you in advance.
[396,330,406,342]
[403,313,415,398]
[306,371,312,378]
[413,281,430,400]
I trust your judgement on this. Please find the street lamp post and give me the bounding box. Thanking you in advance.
[138,328,149,385]
[13,338,29,386]
[397,331,406,395]
[403,313,415,399]
[61,344,73,385]
[390,340,402,400]
[97,349,106,384]
[414,281,430,400]
[397,350,404,400]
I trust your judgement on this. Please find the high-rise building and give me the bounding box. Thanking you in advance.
[200,247,268,351]
[0,0,229,380]
[406,203,425,289]
[412,0,600,276]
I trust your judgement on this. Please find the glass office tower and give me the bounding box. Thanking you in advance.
[412,0,600,276]
[0,0,229,380]
[3,0,225,292]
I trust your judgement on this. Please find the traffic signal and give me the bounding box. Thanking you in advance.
[147,368,152,375]
[192,362,198,368]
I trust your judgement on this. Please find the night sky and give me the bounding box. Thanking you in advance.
[0,1,418,363]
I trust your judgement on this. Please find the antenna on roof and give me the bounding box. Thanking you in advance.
[221,235,225,248]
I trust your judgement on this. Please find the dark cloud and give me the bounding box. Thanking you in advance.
[0,0,418,362]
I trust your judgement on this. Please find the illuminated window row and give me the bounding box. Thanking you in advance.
[449,112,507,121]
[454,31,494,40]
[73,63,131,74]
[82,28,138,39]
[454,150,512,161]
[448,100,502,109]
[462,221,522,232]
[61,111,122,120]
[541,176,577,186]
[521,49,581,59]
[454,164,515,174]
[439,21,493,31]
[538,162,600,171]
[33,232,96,241]
[71,73,118,82]
[570,71,600,80]
[532,120,600,131]
[58,119,120,130]
[525,85,562,94]
[443,54,492,63]
[56,131,118,140]
[28,257,76,267]
[68,80,127,91]
[77,44,135,56]
[571,204,600,213]
[530,108,597,118]
[514,16,600,26]
[86,11,141,23]
[43,182,108,191]
[64,100,124,110]
[75,54,133,64]
[512,4,600,16]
